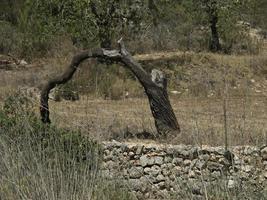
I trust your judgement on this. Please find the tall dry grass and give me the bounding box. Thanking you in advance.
[0,92,135,200]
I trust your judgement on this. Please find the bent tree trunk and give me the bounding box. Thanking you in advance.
[40,40,180,137]
[146,69,180,136]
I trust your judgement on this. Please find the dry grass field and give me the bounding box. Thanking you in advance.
[47,95,266,146]
[1,2,267,199]
[0,49,266,147]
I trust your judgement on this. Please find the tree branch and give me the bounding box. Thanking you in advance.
[118,39,154,88]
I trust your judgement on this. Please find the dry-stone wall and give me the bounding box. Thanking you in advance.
[101,141,267,199]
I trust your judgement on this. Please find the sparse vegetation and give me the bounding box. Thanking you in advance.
[0,0,266,199]
[1,91,266,199]
[0,91,135,200]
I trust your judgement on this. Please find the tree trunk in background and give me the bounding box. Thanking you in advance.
[209,12,221,52]
[40,40,180,138]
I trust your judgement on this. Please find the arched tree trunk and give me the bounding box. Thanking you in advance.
[40,40,180,137]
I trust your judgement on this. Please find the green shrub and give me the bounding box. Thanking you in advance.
[0,21,21,55]
[0,91,134,200]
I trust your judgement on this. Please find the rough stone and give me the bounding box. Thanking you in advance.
[227,179,236,189]
[195,160,206,170]
[128,166,143,178]
[261,147,267,160]
[150,165,161,176]
[188,170,196,178]
[172,157,183,165]
[211,170,221,178]
[166,163,173,169]
[184,159,191,166]
[129,151,135,158]
[181,150,190,158]
[155,156,164,165]
[140,155,155,167]
[156,174,165,182]
[129,179,142,191]
[207,161,223,171]
[136,145,144,155]
[144,167,152,174]
[241,165,253,173]
[101,142,266,199]
[140,176,150,192]
[164,156,173,163]
[162,168,170,176]
[172,166,182,175]
[190,159,198,169]
[199,154,210,161]
[156,181,165,189]
[105,160,117,169]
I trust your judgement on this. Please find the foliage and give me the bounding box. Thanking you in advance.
[88,0,150,48]
[0,91,94,161]
[0,0,266,57]
[178,0,246,52]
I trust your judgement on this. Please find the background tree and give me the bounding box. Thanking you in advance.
[180,0,256,52]
[1,0,265,57]
[89,0,148,48]
[0,0,25,25]
[244,0,267,36]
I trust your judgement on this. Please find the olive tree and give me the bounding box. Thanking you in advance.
[180,0,251,52]
[40,40,180,138]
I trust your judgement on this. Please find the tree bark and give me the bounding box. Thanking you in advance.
[209,10,221,52]
[117,40,180,136]
[40,40,180,137]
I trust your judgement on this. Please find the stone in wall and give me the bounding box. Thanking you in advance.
[101,141,267,199]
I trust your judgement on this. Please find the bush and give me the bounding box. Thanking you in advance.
[0,20,55,59]
[0,91,134,200]
[0,21,22,55]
